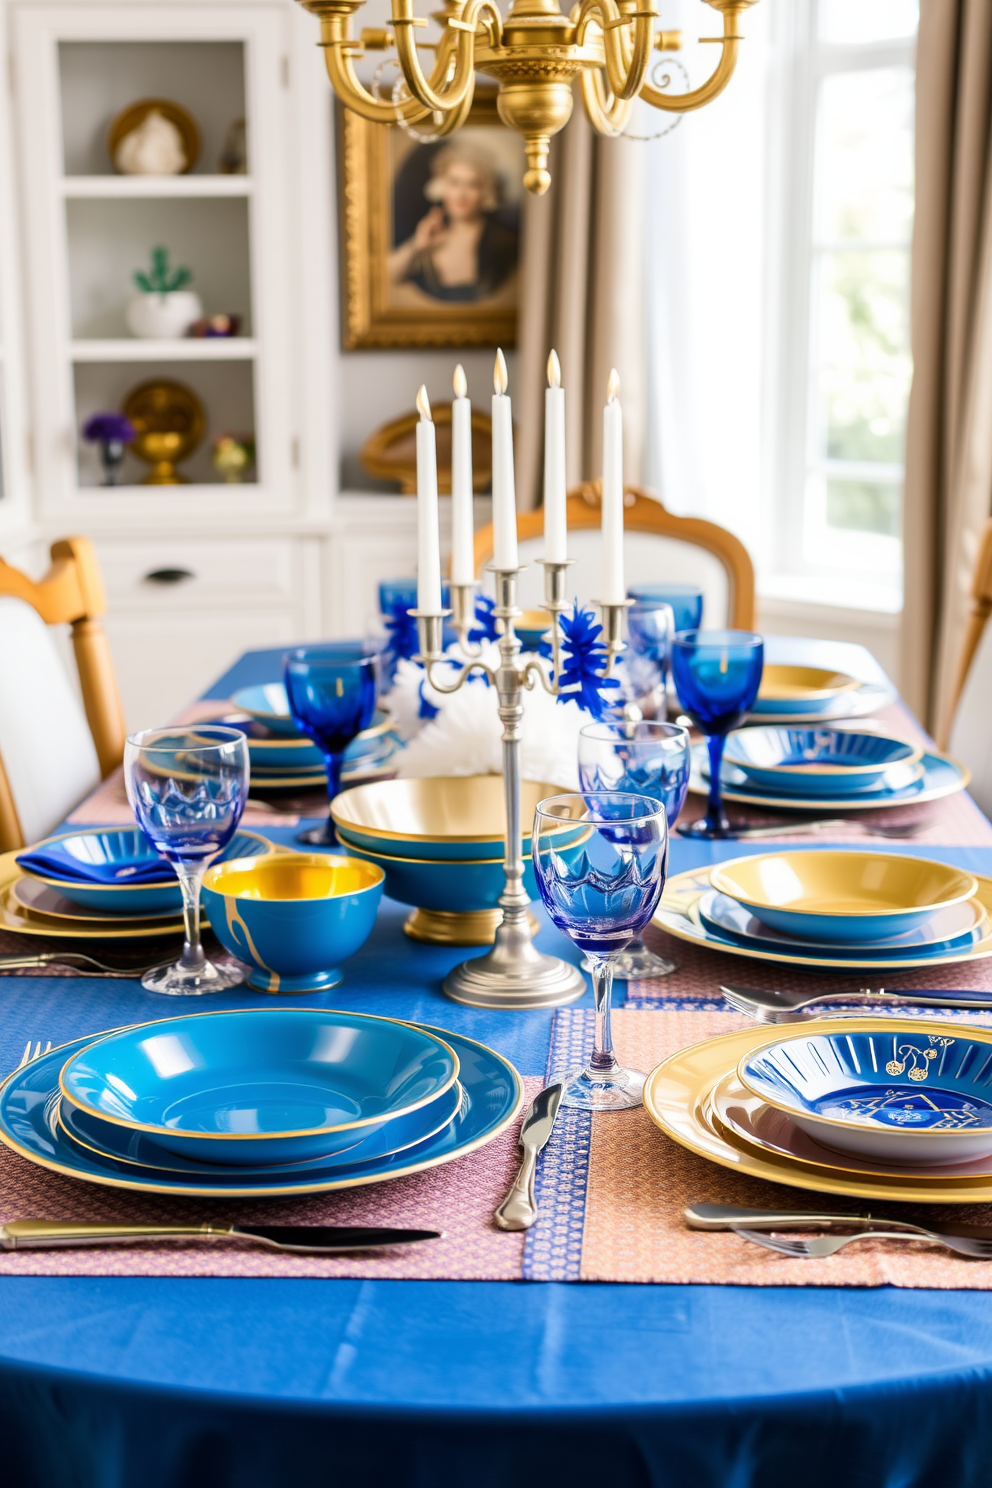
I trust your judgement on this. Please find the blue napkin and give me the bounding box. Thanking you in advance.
[16,835,177,886]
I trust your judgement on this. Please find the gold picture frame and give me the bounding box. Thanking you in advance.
[337,93,523,350]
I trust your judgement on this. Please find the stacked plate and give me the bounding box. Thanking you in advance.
[0,1008,523,1198]
[746,664,895,726]
[227,684,401,791]
[654,849,992,973]
[644,1017,992,1204]
[690,723,969,815]
[7,827,272,943]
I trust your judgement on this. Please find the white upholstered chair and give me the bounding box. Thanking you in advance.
[0,537,126,850]
[472,481,756,627]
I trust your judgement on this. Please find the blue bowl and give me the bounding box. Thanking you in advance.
[59,1008,459,1167]
[201,853,384,993]
[722,727,922,796]
[739,1022,992,1164]
[19,828,274,916]
[710,851,979,944]
[338,837,536,913]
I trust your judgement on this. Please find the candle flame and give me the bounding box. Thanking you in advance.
[494,348,508,396]
[416,384,432,422]
[453,364,467,399]
[547,349,561,389]
[607,368,620,404]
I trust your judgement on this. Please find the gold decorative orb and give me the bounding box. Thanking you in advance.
[122,379,205,485]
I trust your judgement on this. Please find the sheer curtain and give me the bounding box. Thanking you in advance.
[640,0,773,561]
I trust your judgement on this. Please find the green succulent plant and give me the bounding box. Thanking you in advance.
[133,245,193,295]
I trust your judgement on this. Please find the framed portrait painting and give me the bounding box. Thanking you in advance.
[337,92,524,349]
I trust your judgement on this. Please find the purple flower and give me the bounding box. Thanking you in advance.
[82,412,136,444]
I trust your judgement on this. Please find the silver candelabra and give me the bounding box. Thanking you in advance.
[413,562,630,1009]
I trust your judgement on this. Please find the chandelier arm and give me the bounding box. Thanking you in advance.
[639,2,744,113]
[390,0,499,115]
[574,0,655,103]
[318,15,434,123]
[579,68,635,136]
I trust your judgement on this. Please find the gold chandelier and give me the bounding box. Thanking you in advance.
[297,0,758,194]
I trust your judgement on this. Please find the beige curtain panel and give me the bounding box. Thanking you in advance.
[901,0,992,736]
[514,113,646,511]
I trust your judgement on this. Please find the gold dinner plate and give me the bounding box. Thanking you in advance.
[0,852,184,941]
[643,1018,992,1202]
[11,876,183,926]
[757,665,861,703]
[710,1069,992,1181]
[653,865,992,971]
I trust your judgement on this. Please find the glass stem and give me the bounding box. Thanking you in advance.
[705,732,727,833]
[587,958,619,1077]
[175,864,206,972]
[324,752,344,837]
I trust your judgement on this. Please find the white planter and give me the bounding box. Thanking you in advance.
[126,290,203,340]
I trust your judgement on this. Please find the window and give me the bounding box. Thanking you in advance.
[767,0,917,601]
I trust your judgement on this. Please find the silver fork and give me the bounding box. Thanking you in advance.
[0,952,175,978]
[734,1225,992,1260]
[726,818,927,841]
[18,1040,52,1068]
[720,982,992,1023]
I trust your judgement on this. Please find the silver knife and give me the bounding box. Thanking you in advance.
[494,1082,563,1232]
[0,1220,442,1254]
[684,1203,992,1240]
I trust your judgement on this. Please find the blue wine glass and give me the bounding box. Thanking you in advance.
[533,792,669,1110]
[624,601,675,719]
[578,721,690,980]
[627,582,704,632]
[284,642,380,847]
[123,725,249,995]
[670,629,764,839]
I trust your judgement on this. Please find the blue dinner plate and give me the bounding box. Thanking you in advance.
[691,743,966,812]
[739,1023,992,1164]
[60,1009,459,1166]
[698,888,986,961]
[17,828,274,916]
[722,727,921,797]
[58,1078,464,1177]
[0,1027,523,1197]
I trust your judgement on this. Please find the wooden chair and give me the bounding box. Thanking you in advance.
[361,403,493,495]
[945,517,992,815]
[0,536,126,850]
[472,480,756,627]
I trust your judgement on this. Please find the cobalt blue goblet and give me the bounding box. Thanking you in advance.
[627,582,704,632]
[578,721,690,980]
[533,792,669,1110]
[670,629,764,839]
[123,725,249,995]
[284,642,380,847]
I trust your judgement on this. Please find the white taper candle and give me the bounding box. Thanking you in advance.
[415,384,442,612]
[543,349,567,564]
[491,348,518,570]
[450,363,474,585]
[601,368,624,604]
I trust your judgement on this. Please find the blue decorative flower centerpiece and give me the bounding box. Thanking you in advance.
[541,603,621,721]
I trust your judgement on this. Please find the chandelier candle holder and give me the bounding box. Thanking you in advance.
[296,0,758,195]
[412,353,630,1009]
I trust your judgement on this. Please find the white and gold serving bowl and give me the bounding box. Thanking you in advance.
[751,664,860,716]
[710,850,978,945]
[330,776,565,861]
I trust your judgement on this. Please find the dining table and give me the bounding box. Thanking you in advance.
[3,635,992,1488]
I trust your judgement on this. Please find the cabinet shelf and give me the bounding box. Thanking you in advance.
[70,338,258,362]
[60,175,253,199]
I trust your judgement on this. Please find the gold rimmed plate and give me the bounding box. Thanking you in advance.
[0,851,184,941]
[756,665,860,704]
[653,865,992,971]
[689,744,967,813]
[11,876,184,926]
[643,1018,992,1203]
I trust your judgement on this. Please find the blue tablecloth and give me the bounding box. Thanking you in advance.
[3,643,992,1488]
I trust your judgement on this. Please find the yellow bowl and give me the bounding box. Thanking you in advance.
[757,665,860,703]
[709,851,979,945]
[201,854,384,993]
[330,776,566,859]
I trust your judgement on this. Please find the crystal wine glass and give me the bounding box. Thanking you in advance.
[532,792,669,1110]
[670,629,764,839]
[577,721,690,979]
[627,582,703,633]
[624,601,675,720]
[124,725,249,995]
[284,642,380,847]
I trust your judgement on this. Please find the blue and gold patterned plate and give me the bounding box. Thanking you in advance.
[0,1026,523,1197]
[654,865,992,972]
[739,1024,992,1165]
[689,743,967,813]
[722,726,922,796]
